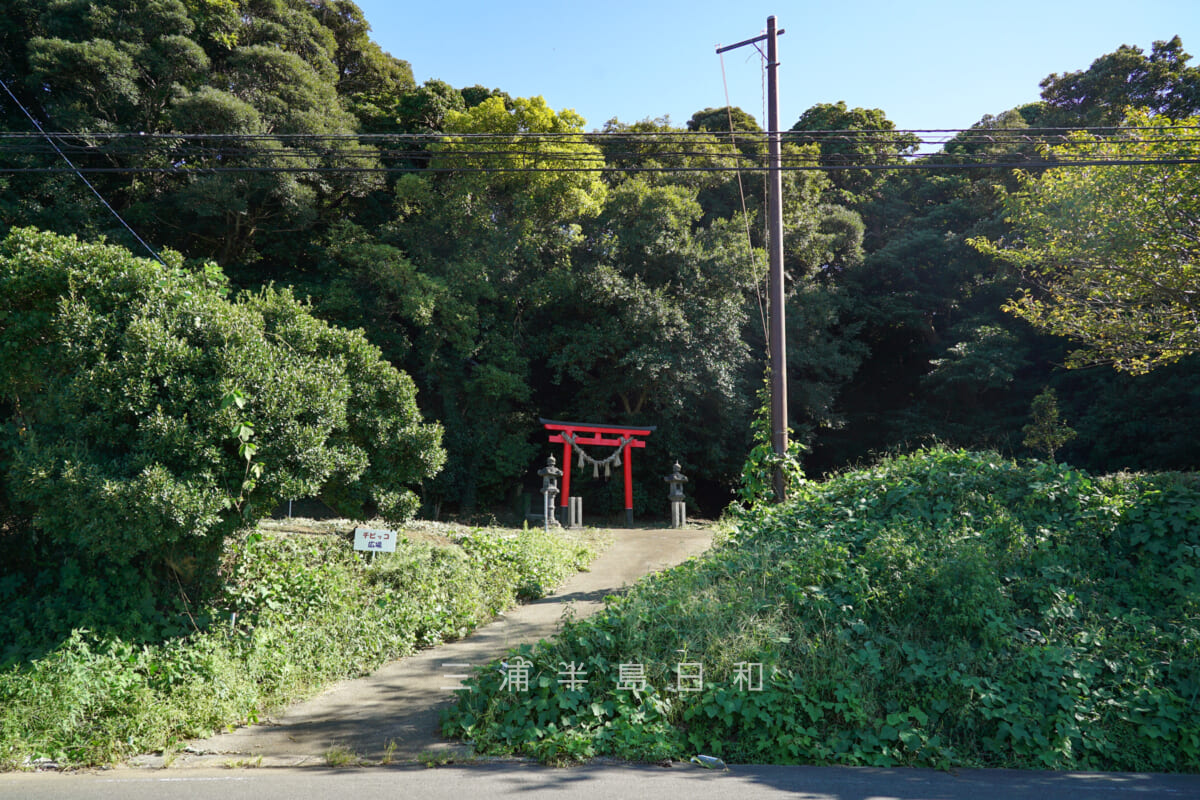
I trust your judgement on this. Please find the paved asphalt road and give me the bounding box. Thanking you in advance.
[5,763,1200,800]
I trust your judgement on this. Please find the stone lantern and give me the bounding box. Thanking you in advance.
[538,455,562,530]
[663,461,688,528]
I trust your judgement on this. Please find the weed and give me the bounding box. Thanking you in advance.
[416,748,467,767]
[324,744,357,768]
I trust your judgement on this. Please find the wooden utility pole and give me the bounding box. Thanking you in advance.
[717,16,788,501]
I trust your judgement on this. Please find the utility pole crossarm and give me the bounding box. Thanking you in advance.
[715,28,785,55]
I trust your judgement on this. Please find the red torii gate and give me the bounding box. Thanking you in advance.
[540,418,655,527]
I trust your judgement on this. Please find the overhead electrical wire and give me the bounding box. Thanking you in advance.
[0,126,1197,174]
[4,159,1198,174]
[0,124,1190,139]
[0,77,166,263]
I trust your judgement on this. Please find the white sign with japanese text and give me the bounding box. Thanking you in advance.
[353,526,397,553]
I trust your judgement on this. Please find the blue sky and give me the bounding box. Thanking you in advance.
[353,0,1199,134]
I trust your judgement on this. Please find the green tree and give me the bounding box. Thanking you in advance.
[461,84,512,110]
[687,106,761,134]
[23,0,207,133]
[799,41,1200,477]
[543,178,754,468]
[394,78,466,133]
[973,111,1200,374]
[152,5,379,268]
[1,0,211,248]
[0,227,443,572]
[1023,388,1077,461]
[1039,35,1200,127]
[603,119,869,476]
[789,101,919,202]
[0,0,384,270]
[806,105,1039,470]
[309,0,416,132]
[386,96,607,511]
[686,106,761,160]
[595,117,738,189]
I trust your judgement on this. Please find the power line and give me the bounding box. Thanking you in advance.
[1,127,1195,158]
[2,157,1197,175]
[1,124,1197,174]
[1,123,1193,139]
[0,78,166,265]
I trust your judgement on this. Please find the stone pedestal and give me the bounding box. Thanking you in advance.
[567,496,583,529]
[670,500,686,528]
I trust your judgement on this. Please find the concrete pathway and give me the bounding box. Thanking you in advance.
[143,526,714,769]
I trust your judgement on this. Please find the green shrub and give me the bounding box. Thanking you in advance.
[443,448,1200,771]
[0,227,443,644]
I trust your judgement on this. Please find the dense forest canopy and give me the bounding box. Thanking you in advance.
[2,1,1197,518]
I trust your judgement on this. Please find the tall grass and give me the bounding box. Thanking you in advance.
[0,525,603,769]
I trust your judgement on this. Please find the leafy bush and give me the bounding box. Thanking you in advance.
[738,378,806,505]
[0,227,443,643]
[0,525,602,768]
[442,449,1200,771]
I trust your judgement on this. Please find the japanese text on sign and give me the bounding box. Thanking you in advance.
[353,527,397,553]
